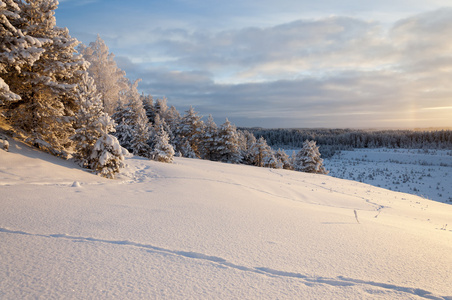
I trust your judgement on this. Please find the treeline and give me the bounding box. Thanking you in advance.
[243,128,452,157]
[127,98,327,174]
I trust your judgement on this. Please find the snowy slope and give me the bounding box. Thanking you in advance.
[1,139,452,299]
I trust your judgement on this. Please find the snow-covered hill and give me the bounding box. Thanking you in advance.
[1,139,451,299]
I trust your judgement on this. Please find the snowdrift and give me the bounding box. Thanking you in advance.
[1,139,451,299]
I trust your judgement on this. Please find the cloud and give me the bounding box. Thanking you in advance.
[102,8,452,128]
[390,8,452,72]
[131,17,393,83]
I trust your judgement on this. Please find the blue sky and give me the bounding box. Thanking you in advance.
[56,0,452,128]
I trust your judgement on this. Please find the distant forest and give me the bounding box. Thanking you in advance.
[243,128,452,157]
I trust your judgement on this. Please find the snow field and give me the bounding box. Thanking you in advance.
[324,148,452,203]
[1,140,452,299]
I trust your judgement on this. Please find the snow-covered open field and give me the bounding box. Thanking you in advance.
[324,149,452,204]
[1,139,452,299]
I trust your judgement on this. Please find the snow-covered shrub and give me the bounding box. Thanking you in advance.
[89,115,128,178]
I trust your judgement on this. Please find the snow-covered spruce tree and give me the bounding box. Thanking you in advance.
[199,114,218,161]
[112,79,151,157]
[174,106,204,158]
[90,114,127,178]
[294,140,328,174]
[216,118,241,163]
[6,0,87,156]
[79,35,128,115]
[151,126,175,163]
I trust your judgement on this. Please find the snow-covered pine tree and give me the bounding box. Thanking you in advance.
[113,79,151,157]
[151,126,175,163]
[146,113,158,150]
[71,73,105,167]
[216,118,241,163]
[199,114,218,160]
[275,148,293,170]
[79,35,128,115]
[71,73,130,178]
[175,106,204,158]
[154,98,169,120]
[248,136,278,168]
[152,113,172,143]
[141,94,155,123]
[0,0,45,104]
[6,0,87,156]
[262,149,279,169]
[294,140,328,174]
[111,105,133,151]
[179,140,197,158]
[151,97,180,147]
[164,105,180,147]
[236,130,247,160]
[130,118,152,158]
[238,130,257,165]
[90,114,128,178]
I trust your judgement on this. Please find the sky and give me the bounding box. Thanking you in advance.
[55,0,452,129]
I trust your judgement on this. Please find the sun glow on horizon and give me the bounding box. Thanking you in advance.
[422,106,452,110]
